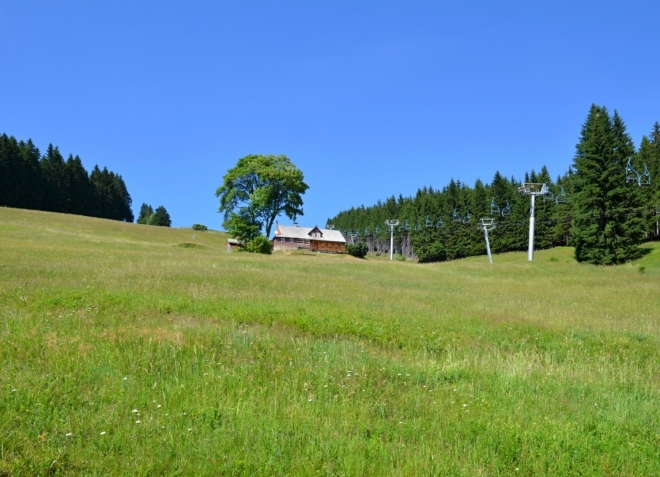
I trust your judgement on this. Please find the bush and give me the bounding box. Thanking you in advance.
[346,242,368,258]
[192,224,208,231]
[411,230,446,263]
[415,242,446,263]
[245,235,272,255]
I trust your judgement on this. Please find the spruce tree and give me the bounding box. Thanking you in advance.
[148,206,171,227]
[137,203,154,224]
[18,139,44,210]
[571,105,644,264]
[40,144,68,212]
[65,155,92,215]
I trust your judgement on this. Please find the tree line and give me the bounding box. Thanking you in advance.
[328,106,660,264]
[0,134,133,222]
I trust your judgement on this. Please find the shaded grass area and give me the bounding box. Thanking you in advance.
[1,208,660,475]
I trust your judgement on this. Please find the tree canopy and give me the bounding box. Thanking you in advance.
[216,154,309,241]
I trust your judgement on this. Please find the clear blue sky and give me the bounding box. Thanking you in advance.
[2,1,659,230]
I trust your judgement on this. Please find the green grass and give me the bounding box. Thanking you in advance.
[2,207,660,475]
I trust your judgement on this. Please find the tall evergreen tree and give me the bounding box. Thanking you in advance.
[18,139,44,209]
[137,203,154,224]
[40,144,68,212]
[148,206,171,227]
[65,155,93,215]
[571,105,644,264]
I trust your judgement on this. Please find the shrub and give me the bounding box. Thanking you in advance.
[416,242,446,263]
[245,235,272,255]
[346,242,368,258]
[192,224,208,231]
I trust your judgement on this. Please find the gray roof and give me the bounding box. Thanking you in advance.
[275,224,346,243]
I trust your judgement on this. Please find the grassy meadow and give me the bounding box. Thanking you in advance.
[1,207,660,475]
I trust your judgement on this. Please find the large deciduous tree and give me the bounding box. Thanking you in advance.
[216,154,309,240]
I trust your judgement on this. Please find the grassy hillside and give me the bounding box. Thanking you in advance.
[1,207,660,475]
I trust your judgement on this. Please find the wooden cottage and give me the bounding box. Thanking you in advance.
[272,223,346,253]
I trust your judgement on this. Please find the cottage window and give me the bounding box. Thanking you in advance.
[289,238,294,243]
[280,238,285,242]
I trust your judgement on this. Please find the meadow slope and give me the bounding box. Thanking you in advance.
[1,207,660,476]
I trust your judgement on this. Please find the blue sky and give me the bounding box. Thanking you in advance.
[2,1,659,229]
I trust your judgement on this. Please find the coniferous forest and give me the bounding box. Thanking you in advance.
[0,134,133,222]
[329,106,660,264]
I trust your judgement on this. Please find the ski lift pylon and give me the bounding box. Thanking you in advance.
[452,209,462,222]
[425,216,433,228]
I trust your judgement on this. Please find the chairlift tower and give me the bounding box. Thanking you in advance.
[478,218,497,264]
[518,183,548,261]
[385,220,399,261]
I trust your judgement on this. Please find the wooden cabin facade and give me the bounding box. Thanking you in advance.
[272,224,346,253]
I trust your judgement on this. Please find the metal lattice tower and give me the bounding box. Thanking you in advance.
[425,216,434,228]
[452,209,462,223]
[477,218,497,264]
[385,220,399,261]
[463,212,471,224]
[436,218,444,228]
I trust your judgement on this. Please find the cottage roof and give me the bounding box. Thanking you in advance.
[275,224,346,243]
